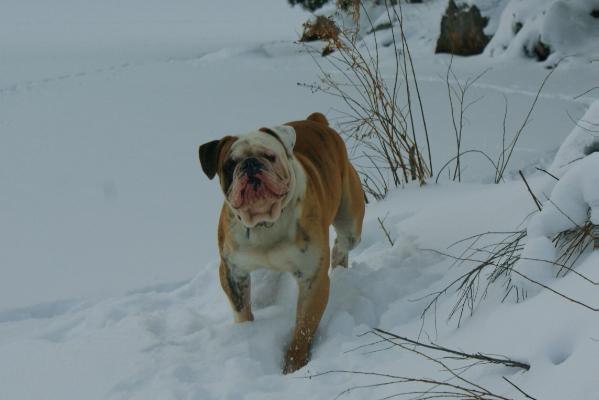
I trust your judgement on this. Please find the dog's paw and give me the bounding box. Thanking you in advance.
[331,247,348,268]
[282,345,309,374]
[233,310,254,323]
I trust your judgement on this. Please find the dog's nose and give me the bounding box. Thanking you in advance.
[241,157,263,176]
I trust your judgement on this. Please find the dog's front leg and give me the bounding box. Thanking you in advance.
[219,260,254,323]
[283,261,330,374]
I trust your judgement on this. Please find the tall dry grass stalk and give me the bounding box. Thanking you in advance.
[302,0,432,200]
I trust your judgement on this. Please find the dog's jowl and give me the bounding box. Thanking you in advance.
[198,112,365,374]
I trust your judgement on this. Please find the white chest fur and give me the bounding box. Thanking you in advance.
[224,204,318,277]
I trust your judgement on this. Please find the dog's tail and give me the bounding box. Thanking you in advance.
[307,112,329,126]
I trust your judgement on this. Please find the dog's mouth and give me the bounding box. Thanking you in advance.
[226,155,292,227]
[230,173,288,210]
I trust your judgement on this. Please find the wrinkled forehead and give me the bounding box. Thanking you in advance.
[229,130,285,159]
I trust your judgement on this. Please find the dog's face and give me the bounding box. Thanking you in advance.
[199,126,297,227]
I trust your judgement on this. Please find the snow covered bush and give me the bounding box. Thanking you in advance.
[498,102,599,297]
[549,100,599,178]
[509,101,599,295]
[432,100,599,322]
[514,157,598,293]
[485,0,599,63]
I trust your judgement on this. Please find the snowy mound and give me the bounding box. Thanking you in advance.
[535,100,599,241]
[529,153,599,238]
[485,0,599,63]
[550,100,599,177]
[517,152,599,287]
[512,100,599,293]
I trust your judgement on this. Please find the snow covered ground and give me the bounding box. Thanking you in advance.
[1,0,598,399]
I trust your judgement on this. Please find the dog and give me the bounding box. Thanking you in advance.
[198,112,365,374]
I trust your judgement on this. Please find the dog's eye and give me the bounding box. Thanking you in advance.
[264,154,276,163]
[224,160,237,174]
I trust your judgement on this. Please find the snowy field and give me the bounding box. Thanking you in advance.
[1,0,598,399]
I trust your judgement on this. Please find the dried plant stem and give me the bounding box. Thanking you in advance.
[377,214,395,246]
[503,377,538,400]
[301,1,432,199]
[518,170,542,212]
[307,328,537,400]
[495,66,558,182]
[535,167,559,181]
[373,328,530,371]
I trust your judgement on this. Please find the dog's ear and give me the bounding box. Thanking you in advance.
[198,140,221,179]
[199,136,237,180]
[260,125,296,156]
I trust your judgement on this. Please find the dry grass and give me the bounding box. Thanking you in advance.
[300,16,342,56]
[422,215,599,328]
[301,1,432,200]
[306,328,535,400]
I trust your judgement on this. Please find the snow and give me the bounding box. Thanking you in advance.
[1,0,599,399]
[0,0,310,310]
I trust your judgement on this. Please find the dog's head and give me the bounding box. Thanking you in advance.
[199,125,297,227]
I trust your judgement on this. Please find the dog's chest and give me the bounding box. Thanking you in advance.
[225,222,318,276]
[228,242,302,274]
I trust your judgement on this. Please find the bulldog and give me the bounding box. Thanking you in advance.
[198,112,365,374]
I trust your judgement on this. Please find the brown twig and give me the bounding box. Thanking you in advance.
[373,328,530,371]
[307,327,537,400]
[535,167,559,181]
[377,214,395,246]
[502,377,538,400]
[518,170,542,212]
[428,247,599,313]
[495,64,558,182]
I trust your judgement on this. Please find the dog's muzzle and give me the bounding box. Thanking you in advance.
[241,157,264,190]
[241,157,263,177]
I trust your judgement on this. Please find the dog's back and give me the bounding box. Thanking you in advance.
[286,113,348,209]
[286,113,365,268]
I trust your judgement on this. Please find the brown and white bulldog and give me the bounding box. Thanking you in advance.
[198,112,365,374]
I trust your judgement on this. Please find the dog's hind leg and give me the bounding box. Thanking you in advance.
[331,163,365,268]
